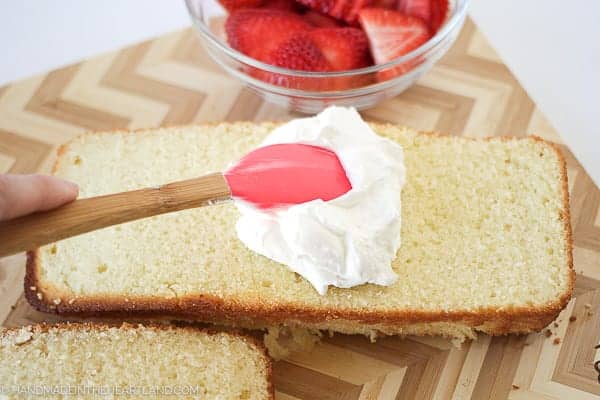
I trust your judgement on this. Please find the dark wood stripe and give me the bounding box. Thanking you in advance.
[327,335,443,367]
[408,85,475,135]
[102,41,206,125]
[274,360,362,400]
[0,129,52,173]
[574,275,600,297]
[553,290,600,395]
[413,348,451,399]
[225,87,263,122]
[470,335,527,400]
[395,359,427,400]
[575,227,600,251]
[441,53,517,84]
[26,65,130,130]
[493,84,535,137]
[364,85,475,136]
[441,18,475,59]
[172,28,231,76]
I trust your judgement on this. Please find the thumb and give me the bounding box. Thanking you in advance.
[0,174,79,221]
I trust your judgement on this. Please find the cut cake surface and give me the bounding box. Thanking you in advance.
[0,322,273,399]
[25,123,574,341]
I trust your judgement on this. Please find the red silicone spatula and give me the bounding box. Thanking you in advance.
[0,143,351,257]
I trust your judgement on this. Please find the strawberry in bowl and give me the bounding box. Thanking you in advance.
[185,0,468,112]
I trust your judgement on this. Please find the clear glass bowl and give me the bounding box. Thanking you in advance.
[185,0,469,113]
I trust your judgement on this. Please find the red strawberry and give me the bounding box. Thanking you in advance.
[296,0,372,23]
[254,33,334,90]
[346,0,373,22]
[310,28,372,70]
[396,0,430,22]
[219,0,264,12]
[258,33,372,90]
[397,0,449,33]
[371,0,396,8]
[428,0,448,32]
[261,0,300,11]
[268,33,332,71]
[303,10,343,27]
[358,8,430,80]
[226,9,311,62]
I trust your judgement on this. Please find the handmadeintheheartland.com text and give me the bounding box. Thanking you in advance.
[1,384,201,397]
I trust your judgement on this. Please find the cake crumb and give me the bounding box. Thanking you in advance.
[13,327,33,345]
[569,316,577,322]
[29,286,36,291]
[544,329,552,338]
[583,304,595,317]
[512,384,520,390]
[68,298,75,305]
[53,298,61,305]
[553,322,558,328]
[553,338,561,345]
[36,293,43,300]
[264,326,321,360]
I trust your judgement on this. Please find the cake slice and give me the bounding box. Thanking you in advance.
[0,323,272,399]
[25,123,573,342]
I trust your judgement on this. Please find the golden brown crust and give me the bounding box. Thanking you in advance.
[0,321,274,400]
[25,126,574,339]
[528,135,575,310]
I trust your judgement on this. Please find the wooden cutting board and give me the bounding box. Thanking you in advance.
[1,19,599,400]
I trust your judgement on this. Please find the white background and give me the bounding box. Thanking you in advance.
[1,0,598,185]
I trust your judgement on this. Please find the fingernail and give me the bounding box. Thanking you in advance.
[62,179,79,195]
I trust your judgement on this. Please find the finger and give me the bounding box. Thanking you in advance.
[0,174,79,221]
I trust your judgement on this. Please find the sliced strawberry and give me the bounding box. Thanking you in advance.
[358,9,430,64]
[226,9,311,62]
[396,0,430,22]
[429,0,448,32]
[258,33,372,90]
[371,0,397,8]
[303,10,343,27]
[397,0,449,33]
[219,0,264,12]
[267,33,332,71]
[253,33,334,90]
[346,0,373,22]
[296,0,373,23]
[358,8,430,80]
[295,0,333,16]
[261,0,301,11]
[309,28,372,70]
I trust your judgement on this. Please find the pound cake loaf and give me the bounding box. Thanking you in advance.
[25,123,573,342]
[0,323,272,400]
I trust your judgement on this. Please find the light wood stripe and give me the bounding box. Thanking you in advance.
[26,64,130,130]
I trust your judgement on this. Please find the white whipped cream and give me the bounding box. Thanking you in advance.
[233,106,406,295]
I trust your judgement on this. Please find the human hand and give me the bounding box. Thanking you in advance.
[0,174,78,221]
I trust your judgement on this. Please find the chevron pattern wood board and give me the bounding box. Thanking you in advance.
[0,19,599,399]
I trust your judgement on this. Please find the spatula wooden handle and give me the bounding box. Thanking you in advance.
[0,173,231,257]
